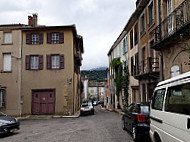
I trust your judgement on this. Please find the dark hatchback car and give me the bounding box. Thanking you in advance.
[0,112,20,134]
[122,102,150,141]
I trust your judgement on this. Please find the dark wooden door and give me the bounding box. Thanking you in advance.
[32,90,55,115]
[32,92,40,114]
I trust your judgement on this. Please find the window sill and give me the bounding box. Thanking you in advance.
[0,71,12,73]
[2,43,13,45]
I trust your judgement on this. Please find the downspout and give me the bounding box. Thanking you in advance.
[20,30,23,117]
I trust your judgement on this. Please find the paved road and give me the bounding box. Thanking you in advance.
[0,106,133,142]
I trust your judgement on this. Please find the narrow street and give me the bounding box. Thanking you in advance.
[0,106,133,142]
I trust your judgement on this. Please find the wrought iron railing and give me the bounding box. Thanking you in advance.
[137,57,159,75]
[150,0,190,46]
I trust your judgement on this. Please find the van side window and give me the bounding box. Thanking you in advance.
[152,89,165,110]
[165,83,190,115]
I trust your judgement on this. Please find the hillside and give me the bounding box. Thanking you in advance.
[81,70,107,82]
[90,67,107,71]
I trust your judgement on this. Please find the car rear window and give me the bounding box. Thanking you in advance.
[82,104,88,107]
[140,106,149,114]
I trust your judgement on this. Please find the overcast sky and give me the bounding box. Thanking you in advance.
[0,0,135,70]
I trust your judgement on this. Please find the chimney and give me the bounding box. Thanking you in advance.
[32,13,38,27]
[28,13,38,27]
[28,16,33,26]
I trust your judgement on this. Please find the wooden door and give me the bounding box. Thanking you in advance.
[32,90,55,115]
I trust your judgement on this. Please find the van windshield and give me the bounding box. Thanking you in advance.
[165,82,190,115]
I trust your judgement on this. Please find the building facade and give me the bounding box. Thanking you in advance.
[134,0,160,102]
[151,0,190,79]
[0,14,83,116]
[0,24,25,116]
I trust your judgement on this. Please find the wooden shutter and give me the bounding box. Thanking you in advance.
[59,32,64,44]
[26,55,30,70]
[47,33,52,44]
[26,34,31,44]
[39,55,43,70]
[39,33,43,44]
[47,55,51,69]
[60,54,64,69]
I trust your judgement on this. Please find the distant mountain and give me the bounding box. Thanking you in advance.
[90,67,107,71]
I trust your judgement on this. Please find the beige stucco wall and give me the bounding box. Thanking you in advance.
[21,29,75,115]
[162,39,190,80]
[0,30,22,116]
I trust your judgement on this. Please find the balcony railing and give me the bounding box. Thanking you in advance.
[139,57,159,75]
[150,0,190,47]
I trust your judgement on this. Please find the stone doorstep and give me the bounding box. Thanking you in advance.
[17,111,80,120]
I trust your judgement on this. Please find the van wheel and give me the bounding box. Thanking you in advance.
[155,134,161,142]
[132,126,137,141]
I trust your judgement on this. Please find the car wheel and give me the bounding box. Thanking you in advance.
[132,126,137,141]
[122,119,126,130]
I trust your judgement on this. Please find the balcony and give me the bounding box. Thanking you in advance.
[134,57,160,80]
[150,0,190,50]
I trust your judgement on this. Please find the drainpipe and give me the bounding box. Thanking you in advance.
[20,30,23,117]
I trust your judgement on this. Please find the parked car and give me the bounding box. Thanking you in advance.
[0,112,20,134]
[98,100,104,105]
[93,101,98,106]
[80,101,94,116]
[150,71,190,142]
[122,102,150,141]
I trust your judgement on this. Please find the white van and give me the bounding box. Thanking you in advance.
[150,71,190,142]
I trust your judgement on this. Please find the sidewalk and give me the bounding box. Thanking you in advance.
[17,110,80,120]
[106,107,124,115]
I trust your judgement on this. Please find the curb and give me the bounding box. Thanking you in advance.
[17,112,80,120]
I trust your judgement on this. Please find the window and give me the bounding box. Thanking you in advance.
[119,44,121,57]
[130,29,133,49]
[131,56,134,76]
[47,54,64,69]
[30,56,39,69]
[47,32,64,44]
[152,89,166,110]
[140,106,149,114]
[165,83,190,115]
[51,55,60,69]
[26,55,43,70]
[122,39,125,55]
[148,1,154,27]
[135,53,139,75]
[32,34,39,44]
[4,33,12,44]
[51,33,59,44]
[125,36,128,52]
[134,23,138,45]
[0,89,6,108]
[140,13,146,36]
[3,53,11,71]
[26,33,43,45]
